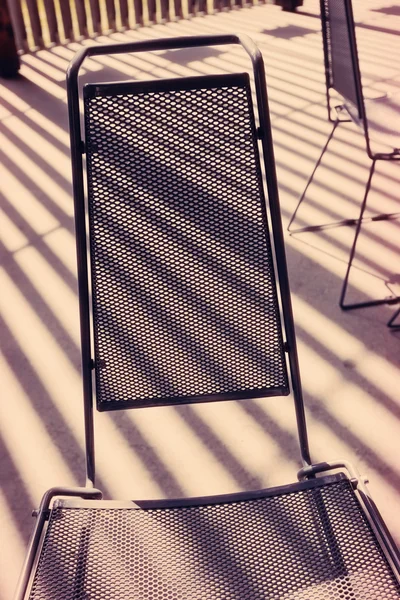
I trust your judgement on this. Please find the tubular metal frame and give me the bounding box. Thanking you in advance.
[298,461,400,581]
[14,487,103,600]
[14,462,400,600]
[287,0,400,312]
[66,34,311,490]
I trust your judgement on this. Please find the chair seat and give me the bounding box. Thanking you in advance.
[345,92,400,154]
[28,474,400,600]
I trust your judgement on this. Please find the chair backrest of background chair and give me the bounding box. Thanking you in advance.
[83,73,290,412]
[321,0,365,120]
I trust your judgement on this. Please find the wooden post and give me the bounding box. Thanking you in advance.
[59,0,74,41]
[0,0,20,78]
[43,0,60,44]
[119,0,130,28]
[25,0,44,47]
[147,0,156,23]
[104,0,116,30]
[133,0,144,25]
[160,0,170,22]
[75,0,89,37]
[88,0,102,34]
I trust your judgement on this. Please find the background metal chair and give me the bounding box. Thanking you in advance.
[287,0,400,312]
[14,35,400,600]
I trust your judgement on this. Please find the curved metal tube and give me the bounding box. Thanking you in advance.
[14,487,102,600]
[67,34,312,487]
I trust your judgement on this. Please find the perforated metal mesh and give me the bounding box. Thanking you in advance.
[29,478,400,599]
[324,0,362,111]
[83,74,288,410]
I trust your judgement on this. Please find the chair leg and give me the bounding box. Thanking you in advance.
[288,123,400,235]
[388,307,400,330]
[340,160,400,311]
[287,120,339,233]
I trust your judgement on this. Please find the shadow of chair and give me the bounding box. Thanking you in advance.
[287,0,400,312]
[14,35,400,600]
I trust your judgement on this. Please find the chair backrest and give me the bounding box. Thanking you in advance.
[68,36,311,486]
[83,73,290,411]
[320,0,365,119]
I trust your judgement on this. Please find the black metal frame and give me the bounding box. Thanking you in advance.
[32,465,400,580]
[66,34,311,489]
[298,461,400,579]
[13,34,400,600]
[287,0,400,312]
[50,473,349,510]
[15,463,400,600]
[84,71,290,411]
[14,487,103,600]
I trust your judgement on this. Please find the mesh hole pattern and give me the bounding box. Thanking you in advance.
[84,76,288,410]
[325,0,361,109]
[29,479,400,600]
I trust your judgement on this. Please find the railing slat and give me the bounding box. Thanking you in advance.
[147,0,156,23]
[42,0,59,44]
[26,0,44,48]
[198,0,208,14]
[7,0,28,53]
[88,0,102,34]
[213,0,222,11]
[59,0,74,40]
[11,0,255,52]
[104,0,116,29]
[118,0,130,27]
[173,0,183,18]
[160,0,170,21]
[132,0,143,25]
[74,0,88,37]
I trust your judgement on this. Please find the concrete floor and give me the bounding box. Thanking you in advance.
[0,0,399,597]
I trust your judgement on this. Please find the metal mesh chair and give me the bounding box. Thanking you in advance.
[287,0,400,312]
[15,35,400,600]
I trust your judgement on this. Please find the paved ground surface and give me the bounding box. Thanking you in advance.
[0,0,399,597]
